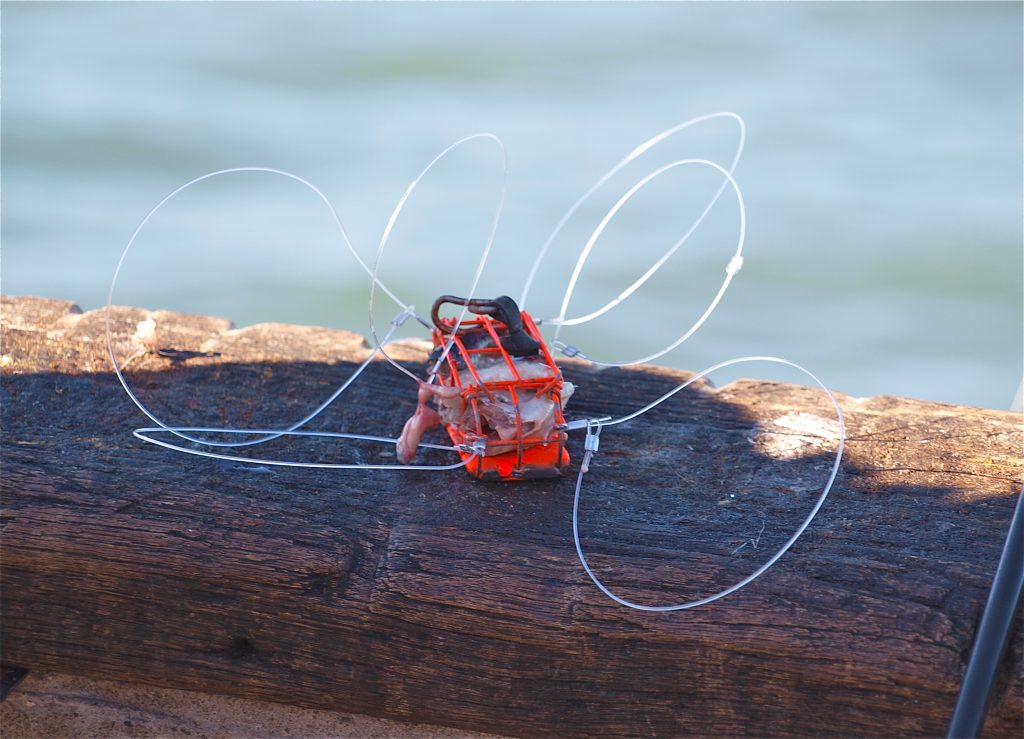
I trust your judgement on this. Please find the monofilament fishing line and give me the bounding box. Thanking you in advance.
[105,160,497,470]
[569,356,845,611]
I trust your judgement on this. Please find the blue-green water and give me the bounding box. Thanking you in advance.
[3,1,1021,409]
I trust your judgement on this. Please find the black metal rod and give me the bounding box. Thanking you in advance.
[0,666,29,701]
[946,488,1024,738]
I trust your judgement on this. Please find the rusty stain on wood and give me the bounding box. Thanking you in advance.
[1,295,1021,737]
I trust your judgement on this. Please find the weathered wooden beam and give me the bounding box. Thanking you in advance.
[1,295,1021,737]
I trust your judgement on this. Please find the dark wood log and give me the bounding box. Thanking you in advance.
[2,295,1021,737]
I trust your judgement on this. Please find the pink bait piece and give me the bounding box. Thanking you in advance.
[396,382,462,464]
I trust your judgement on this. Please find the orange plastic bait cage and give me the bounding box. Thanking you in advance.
[430,296,570,481]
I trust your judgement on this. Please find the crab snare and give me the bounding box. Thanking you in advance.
[108,112,845,611]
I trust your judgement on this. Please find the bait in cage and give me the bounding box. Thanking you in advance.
[396,294,572,480]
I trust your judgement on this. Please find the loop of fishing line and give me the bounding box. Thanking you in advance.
[519,111,745,311]
[571,355,846,611]
[105,167,458,465]
[368,133,509,386]
[549,157,746,367]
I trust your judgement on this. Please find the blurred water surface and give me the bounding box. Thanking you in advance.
[3,1,1021,409]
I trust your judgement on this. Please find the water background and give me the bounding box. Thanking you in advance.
[4,1,1022,410]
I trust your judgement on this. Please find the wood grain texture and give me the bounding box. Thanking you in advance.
[2,295,1021,737]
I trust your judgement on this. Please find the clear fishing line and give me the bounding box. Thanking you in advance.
[549,157,745,367]
[106,167,395,448]
[519,111,745,311]
[132,427,479,471]
[106,167,468,469]
[570,356,846,611]
[368,133,508,385]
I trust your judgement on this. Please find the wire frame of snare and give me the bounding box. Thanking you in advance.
[435,312,569,479]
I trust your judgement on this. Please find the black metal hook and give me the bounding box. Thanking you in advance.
[431,295,541,357]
